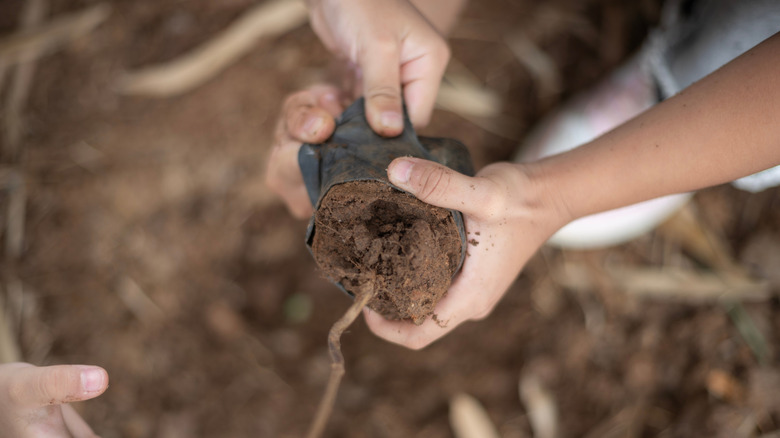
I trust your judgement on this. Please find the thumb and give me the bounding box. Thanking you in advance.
[358,42,404,137]
[388,157,496,214]
[10,365,108,408]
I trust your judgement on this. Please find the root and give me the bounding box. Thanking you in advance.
[305,283,376,438]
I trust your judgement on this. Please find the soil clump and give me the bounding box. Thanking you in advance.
[311,181,462,324]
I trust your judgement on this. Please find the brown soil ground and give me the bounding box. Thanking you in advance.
[1,0,778,437]
[312,181,461,324]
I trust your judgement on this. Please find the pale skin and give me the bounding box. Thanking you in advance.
[0,362,109,437]
[266,0,780,349]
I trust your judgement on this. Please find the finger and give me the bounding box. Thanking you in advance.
[387,157,501,216]
[9,365,108,408]
[268,85,345,219]
[363,308,456,350]
[266,137,314,219]
[358,39,404,137]
[363,259,503,349]
[282,86,341,144]
[316,86,346,117]
[362,275,481,349]
[400,38,450,127]
[62,403,100,438]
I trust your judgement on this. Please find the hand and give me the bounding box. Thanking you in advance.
[0,362,109,437]
[306,0,450,136]
[266,84,345,219]
[363,157,572,349]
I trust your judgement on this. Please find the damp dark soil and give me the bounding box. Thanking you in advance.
[311,181,462,324]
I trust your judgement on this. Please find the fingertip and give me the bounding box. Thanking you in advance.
[379,111,404,135]
[366,108,403,137]
[403,85,433,129]
[407,101,432,129]
[362,309,435,350]
[79,366,108,396]
[364,93,404,137]
[284,91,337,143]
[303,115,334,143]
[410,111,431,130]
[315,86,345,117]
[388,157,415,186]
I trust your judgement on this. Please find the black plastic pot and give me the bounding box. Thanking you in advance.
[298,98,474,297]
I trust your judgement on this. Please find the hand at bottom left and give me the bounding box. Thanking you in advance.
[0,362,108,438]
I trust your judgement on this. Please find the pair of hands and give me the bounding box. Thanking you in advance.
[0,362,108,437]
[268,0,570,349]
[269,90,567,350]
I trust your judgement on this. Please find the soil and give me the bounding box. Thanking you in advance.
[311,181,461,324]
[2,0,779,437]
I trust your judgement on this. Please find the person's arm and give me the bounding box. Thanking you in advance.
[369,32,780,349]
[534,32,780,219]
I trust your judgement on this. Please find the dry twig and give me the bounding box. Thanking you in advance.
[582,402,646,438]
[0,4,109,66]
[449,393,501,438]
[0,289,22,363]
[115,0,308,97]
[3,170,25,260]
[504,31,561,108]
[2,0,47,261]
[4,0,47,161]
[435,65,521,141]
[520,371,560,438]
[306,284,375,438]
[116,276,165,325]
[656,203,742,274]
[552,260,771,303]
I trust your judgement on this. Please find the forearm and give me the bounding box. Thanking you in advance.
[533,32,780,221]
[409,0,467,35]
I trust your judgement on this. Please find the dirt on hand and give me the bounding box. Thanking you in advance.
[311,181,462,325]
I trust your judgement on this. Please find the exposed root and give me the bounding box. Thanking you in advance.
[305,283,376,438]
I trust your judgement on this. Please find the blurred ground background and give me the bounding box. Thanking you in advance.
[1,0,778,437]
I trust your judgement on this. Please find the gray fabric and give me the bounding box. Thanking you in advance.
[643,0,780,192]
[646,0,780,98]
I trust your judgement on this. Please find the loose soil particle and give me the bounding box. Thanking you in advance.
[311,181,461,324]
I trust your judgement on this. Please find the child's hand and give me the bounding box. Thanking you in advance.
[363,157,572,349]
[306,0,450,136]
[0,362,109,437]
[266,85,345,218]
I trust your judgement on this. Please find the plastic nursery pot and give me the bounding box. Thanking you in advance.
[298,98,474,298]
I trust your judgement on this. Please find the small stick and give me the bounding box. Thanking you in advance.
[0,4,109,66]
[115,0,307,97]
[4,0,47,161]
[306,284,375,438]
[4,171,25,260]
[0,287,22,363]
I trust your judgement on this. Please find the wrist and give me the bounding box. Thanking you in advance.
[518,161,576,234]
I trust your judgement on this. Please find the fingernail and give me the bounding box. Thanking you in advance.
[81,368,105,393]
[303,117,325,137]
[389,159,414,185]
[380,111,403,132]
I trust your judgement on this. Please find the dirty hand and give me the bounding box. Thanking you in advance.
[0,362,109,437]
[363,158,571,349]
[266,85,345,219]
[306,0,449,136]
